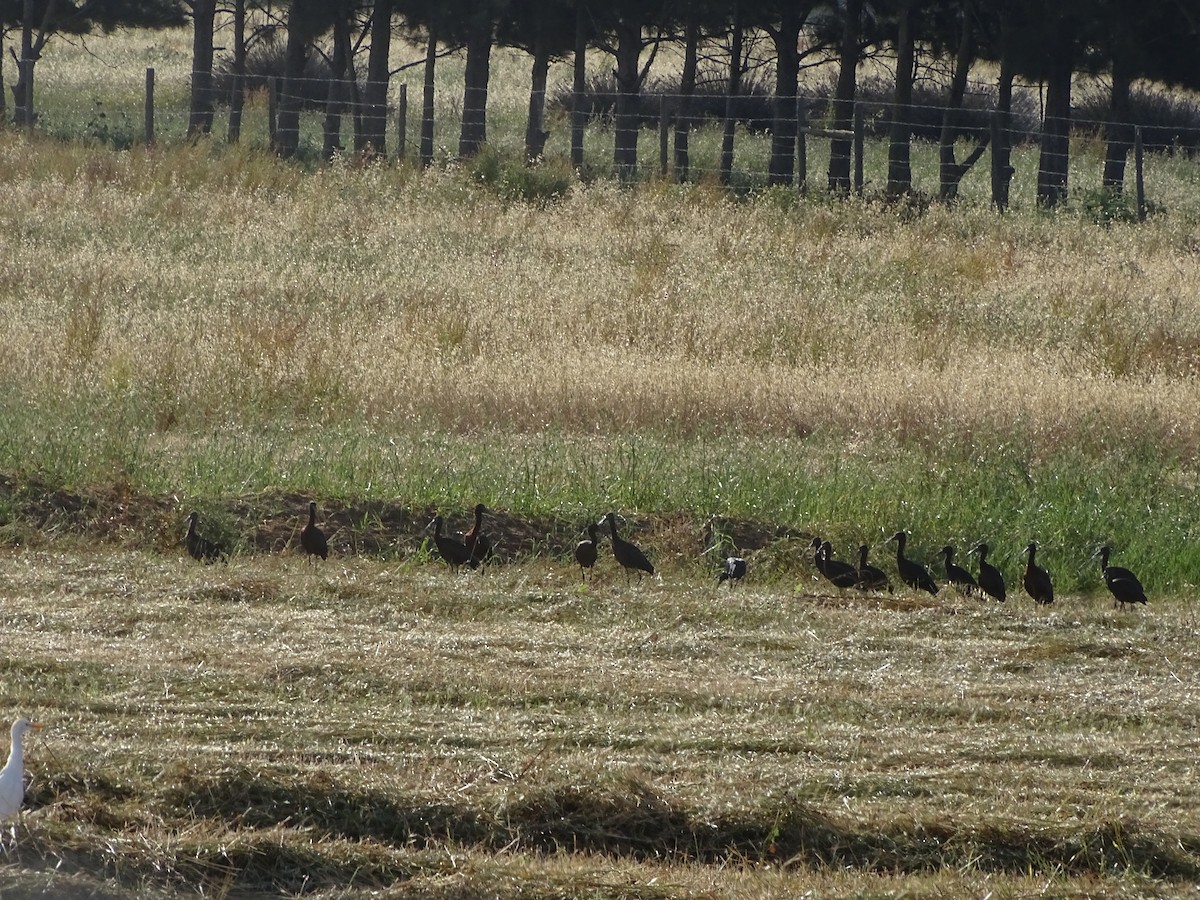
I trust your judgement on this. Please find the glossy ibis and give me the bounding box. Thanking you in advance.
[939,545,980,598]
[600,512,654,581]
[185,511,227,564]
[1022,542,1054,605]
[574,523,600,583]
[463,503,494,568]
[300,500,328,560]
[969,542,1006,602]
[855,544,893,593]
[717,556,747,586]
[819,541,861,589]
[889,531,939,595]
[1094,545,1147,609]
[0,718,40,842]
[430,515,475,572]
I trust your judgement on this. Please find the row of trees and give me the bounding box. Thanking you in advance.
[4,1,1199,206]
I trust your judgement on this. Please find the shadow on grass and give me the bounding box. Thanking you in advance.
[33,764,1200,893]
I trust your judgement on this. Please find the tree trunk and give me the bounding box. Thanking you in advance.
[1102,57,1133,192]
[322,10,350,160]
[227,0,247,142]
[276,0,319,158]
[188,0,216,136]
[420,32,436,167]
[768,9,802,186]
[570,4,587,169]
[14,0,36,125]
[525,30,551,162]
[612,16,642,181]
[938,5,988,202]
[359,0,392,155]
[885,1,915,199]
[828,0,862,194]
[674,10,698,182]
[990,41,1015,210]
[458,14,492,158]
[720,9,743,185]
[1037,49,1072,206]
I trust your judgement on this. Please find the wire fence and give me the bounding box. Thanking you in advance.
[19,67,1200,211]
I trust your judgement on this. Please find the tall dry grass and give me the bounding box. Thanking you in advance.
[2,136,1199,451]
[0,132,1199,594]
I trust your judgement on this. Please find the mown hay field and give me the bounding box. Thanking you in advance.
[2,25,1200,899]
[3,549,1200,898]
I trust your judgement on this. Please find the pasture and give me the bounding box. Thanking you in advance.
[1,25,1200,898]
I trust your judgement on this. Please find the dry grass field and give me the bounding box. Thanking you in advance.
[1,24,1200,899]
[2,549,1199,898]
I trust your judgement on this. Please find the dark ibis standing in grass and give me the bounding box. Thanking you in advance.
[574,523,601,583]
[819,541,860,589]
[1023,542,1054,605]
[717,556,747,587]
[1094,545,1147,610]
[185,511,227,564]
[855,544,892,593]
[300,500,328,560]
[463,503,494,568]
[969,542,1006,602]
[430,515,475,572]
[600,512,654,581]
[809,537,851,585]
[889,531,939,595]
[939,545,980,598]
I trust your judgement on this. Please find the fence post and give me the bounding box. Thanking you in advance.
[795,97,807,194]
[658,96,670,178]
[268,77,279,150]
[20,58,33,130]
[1134,126,1146,222]
[227,73,243,143]
[396,83,407,159]
[852,102,864,196]
[144,67,155,147]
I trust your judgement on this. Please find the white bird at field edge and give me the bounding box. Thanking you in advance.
[0,718,41,846]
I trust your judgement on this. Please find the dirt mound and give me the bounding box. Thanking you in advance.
[0,475,812,566]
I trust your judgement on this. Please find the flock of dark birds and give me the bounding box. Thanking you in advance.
[184,504,1148,610]
[802,530,1146,610]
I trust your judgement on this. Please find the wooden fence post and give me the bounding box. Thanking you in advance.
[21,58,33,130]
[396,83,407,159]
[144,67,155,146]
[1135,126,1146,222]
[227,73,243,144]
[795,98,807,194]
[659,96,670,177]
[853,102,864,195]
[268,77,279,150]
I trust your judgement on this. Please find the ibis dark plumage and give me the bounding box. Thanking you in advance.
[463,503,494,568]
[889,531,939,595]
[1095,545,1147,609]
[969,542,1006,602]
[939,545,980,598]
[818,540,860,589]
[717,556,747,586]
[300,500,328,560]
[185,511,227,564]
[1023,542,1054,605]
[431,515,475,571]
[855,544,892,593]
[574,523,600,583]
[600,512,654,581]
